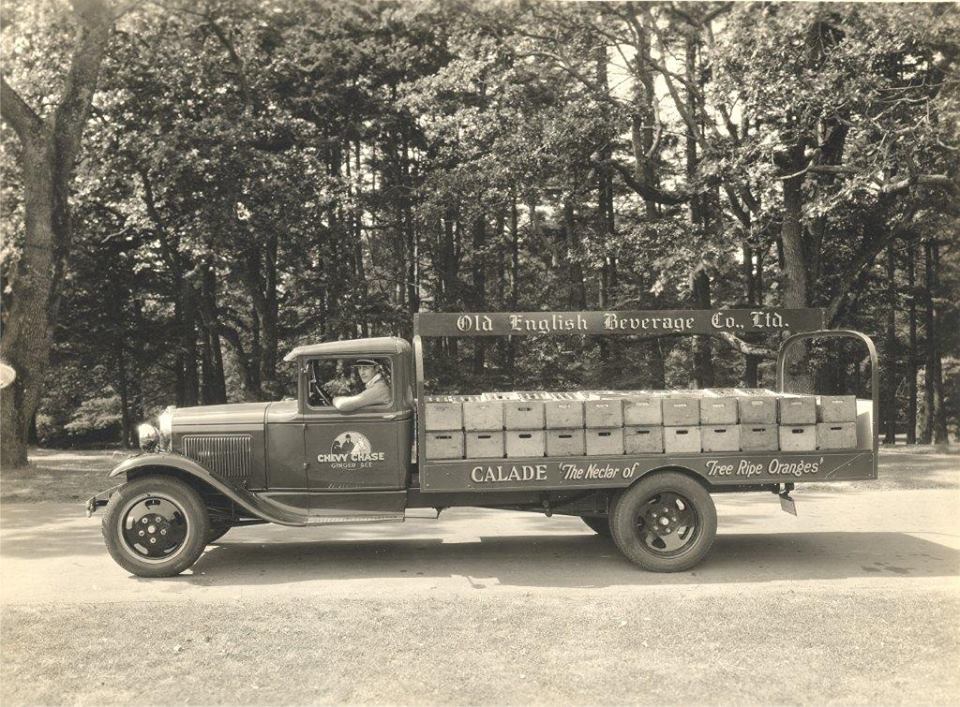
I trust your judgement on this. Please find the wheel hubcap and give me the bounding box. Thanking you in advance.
[635,492,699,556]
[120,496,189,562]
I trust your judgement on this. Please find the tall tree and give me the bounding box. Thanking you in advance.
[1,0,116,467]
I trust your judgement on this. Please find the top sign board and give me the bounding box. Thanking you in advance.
[414,309,826,338]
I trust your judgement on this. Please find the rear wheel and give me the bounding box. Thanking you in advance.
[581,515,612,537]
[102,475,209,577]
[610,471,717,572]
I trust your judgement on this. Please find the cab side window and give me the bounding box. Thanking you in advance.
[306,357,393,411]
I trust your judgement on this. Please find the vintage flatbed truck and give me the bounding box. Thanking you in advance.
[87,308,879,577]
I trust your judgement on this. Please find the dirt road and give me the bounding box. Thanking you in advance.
[1,449,958,704]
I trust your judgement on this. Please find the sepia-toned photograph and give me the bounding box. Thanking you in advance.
[1,0,958,704]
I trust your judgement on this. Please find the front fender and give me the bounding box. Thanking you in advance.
[103,452,307,526]
[109,452,216,481]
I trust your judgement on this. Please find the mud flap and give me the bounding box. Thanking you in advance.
[779,489,797,516]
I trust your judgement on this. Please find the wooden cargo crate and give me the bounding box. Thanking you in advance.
[584,399,624,428]
[740,425,779,451]
[624,425,664,454]
[817,395,857,423]
[662,395,700,426]
[504,401,545,430]
[465,431,505,458]
[585,428,625,455]
[623,396,663,425]
[700,396,738,425]
[779,425,817,451]
[664,426,701,453]
[701,425,741,452]
[425,431,464,459]
[546,429,585,456]
[816,422,858,449]
[778,395,817,424]
[463,400,504,431]
[505,430,546,457]
[545,400,584,429]
[738,395,778,424]
[424,399,463,431]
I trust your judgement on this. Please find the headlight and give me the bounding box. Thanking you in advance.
[158,406,175,437]
[137,423,160,451]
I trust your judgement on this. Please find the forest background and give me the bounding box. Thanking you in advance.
[1,0,957,467]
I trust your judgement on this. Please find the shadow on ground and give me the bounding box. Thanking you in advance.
[144,529,958,590]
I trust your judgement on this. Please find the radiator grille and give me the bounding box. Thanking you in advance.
[181,434,252,480]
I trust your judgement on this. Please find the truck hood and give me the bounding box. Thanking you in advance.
[171,402,271,428]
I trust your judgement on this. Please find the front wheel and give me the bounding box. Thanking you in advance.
[610,471,717,572]
[102,475,210,577]
[207,525,231,544]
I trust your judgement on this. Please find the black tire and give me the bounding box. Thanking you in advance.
[581,515,612,537]
[206,525,231,544]
[102,475,210,578]
[610,471,717,572]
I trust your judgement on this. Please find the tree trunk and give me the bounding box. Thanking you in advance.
[779,146,812,392]
[884,243,897,443]
[179,278,200,406]
[0,149,57,467]
[691,268,715,388]
[921,240,936,444]
[471,212,486,374]
[742,243,760,387]
[0,0,113,468]
[928,240,947,445]
[200,265,227,404]
[117,337,132,448]
[907,241,918,444]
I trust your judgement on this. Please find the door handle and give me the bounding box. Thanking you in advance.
[383,413,399,420]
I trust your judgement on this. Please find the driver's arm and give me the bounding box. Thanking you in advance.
[332,381,391,412]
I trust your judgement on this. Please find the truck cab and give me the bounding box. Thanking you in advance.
[276,336,416,495]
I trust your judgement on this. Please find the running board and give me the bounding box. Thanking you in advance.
[300,513,405,526]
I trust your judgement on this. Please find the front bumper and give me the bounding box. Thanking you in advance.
[85,484,121,517]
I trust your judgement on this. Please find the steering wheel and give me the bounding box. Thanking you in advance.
[310,380,332,407]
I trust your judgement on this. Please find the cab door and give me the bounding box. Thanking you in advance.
[302,356,412,491]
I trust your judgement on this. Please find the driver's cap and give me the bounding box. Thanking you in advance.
[354,358,378,367]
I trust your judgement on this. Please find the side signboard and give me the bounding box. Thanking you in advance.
[415,308,825,338]
[420,451,875,493]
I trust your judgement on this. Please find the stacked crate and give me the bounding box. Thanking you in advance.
[736,389,779,451]
[463,396,505,458]
[423,395,467,459]
[778,393,818,450]
[816,395,858,449]
[545,392,585,455]
[423,388,860,459]
[503,393,546,457]
[699,389,740,452]
[661,392,702,453]
[584,393,625,455]
[623,391,664,454]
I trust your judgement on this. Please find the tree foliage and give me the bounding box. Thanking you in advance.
[2,0,957,448]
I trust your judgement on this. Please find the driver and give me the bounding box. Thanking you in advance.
[332,359,391,412]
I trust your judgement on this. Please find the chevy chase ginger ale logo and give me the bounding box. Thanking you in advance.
[317,432,385,469]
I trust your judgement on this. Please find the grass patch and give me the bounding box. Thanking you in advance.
[1,448,125,504]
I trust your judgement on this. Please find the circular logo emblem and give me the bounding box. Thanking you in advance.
[331,431,372,456]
